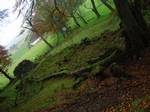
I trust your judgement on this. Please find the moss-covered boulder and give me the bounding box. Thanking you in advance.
[14,60,37,79]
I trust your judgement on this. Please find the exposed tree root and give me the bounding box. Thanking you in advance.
[30,48,124,82]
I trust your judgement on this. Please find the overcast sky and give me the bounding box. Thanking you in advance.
[0,0,24,47]
[0,0,15,10]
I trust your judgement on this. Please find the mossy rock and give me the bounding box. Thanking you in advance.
[14,60,37,79]
[15,80,43,104]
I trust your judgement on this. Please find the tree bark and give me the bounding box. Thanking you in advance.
[0,68,13,81]
[131,0,150,46]
[113,0,150,54]
[101,0,114,12]
[90,0,101,18]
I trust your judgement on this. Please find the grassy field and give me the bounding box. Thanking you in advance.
[0,0,116,89]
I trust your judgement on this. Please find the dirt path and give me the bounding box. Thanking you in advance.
[38,50,150,112]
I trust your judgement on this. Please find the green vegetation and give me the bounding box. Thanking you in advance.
[0,0,150,112]
[0,0,117,89]
[0,5,121,112]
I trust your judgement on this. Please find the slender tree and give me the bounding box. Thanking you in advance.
[90,0,101,18]
[0,45,13,80]
[15,0,54,49]
[60,0,84,27]
[76,10,88,24]
[23,19,54,49]
[101,0,114,12]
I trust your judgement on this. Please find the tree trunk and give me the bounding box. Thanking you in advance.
[23,22,54,49]
[39,35,54,49]
[101,0,114,12]
[71,13,81,27]
[77,12,88,24]
[131,0,150,46]
[35,31,54,49]
[90,0,101,18]
[113,0,150,55]
[0,68,13,81]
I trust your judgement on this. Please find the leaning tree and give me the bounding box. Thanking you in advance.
[0,45,13,80]
[15,0,54,49]
[61,0,86,27]
[113,0,150,55]
[33,0,70,38]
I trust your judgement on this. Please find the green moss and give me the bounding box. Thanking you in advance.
[11,77,77,112]
[91,65,104,76]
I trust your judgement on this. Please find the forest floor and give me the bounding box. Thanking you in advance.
[0,28,149,112]
[38,49,150,112]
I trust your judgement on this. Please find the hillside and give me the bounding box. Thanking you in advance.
[0,0,149,112]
